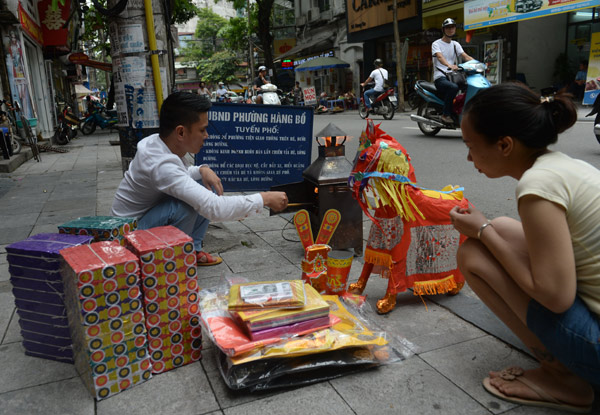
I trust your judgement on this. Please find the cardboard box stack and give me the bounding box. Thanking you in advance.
[6,233,94,363]
[58,216,137,246]
[124,225,202,374]
[60,241,152,400]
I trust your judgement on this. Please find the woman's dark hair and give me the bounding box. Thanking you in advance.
[159,92,211,137]
[463,82,577,148]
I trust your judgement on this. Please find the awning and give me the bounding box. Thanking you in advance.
[274,34,333,62]
[74,84,93,95]
[294,56,350,72]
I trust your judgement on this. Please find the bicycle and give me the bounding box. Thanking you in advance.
[0,104,21,155]
[1,99,41,162]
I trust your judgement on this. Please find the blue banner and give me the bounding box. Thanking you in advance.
[195,103,314,191]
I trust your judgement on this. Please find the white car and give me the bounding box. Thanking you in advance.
[210,91,244,103]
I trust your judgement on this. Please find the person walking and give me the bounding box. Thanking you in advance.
[449,83,598,413]
[432,18,474,124]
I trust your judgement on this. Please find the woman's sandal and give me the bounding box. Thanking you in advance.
[482,367,593,414]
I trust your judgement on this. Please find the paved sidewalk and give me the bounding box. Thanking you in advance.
[0,131,596,414]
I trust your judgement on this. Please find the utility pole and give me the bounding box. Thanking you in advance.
[106,0,172,172]
[247,0,255,89]
[392,0,405,112]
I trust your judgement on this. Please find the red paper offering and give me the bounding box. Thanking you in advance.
[61,241,152,400]
[124,226,202,374]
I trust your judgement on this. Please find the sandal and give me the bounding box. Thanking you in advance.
[482,367,592,414]
[196,251,223,266]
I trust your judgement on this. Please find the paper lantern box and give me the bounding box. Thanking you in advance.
[124,225,202,374]
[6,233,93,363]
[60,241,152,400]
[58,216,137,246]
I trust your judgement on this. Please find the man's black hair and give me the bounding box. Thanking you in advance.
[159,92,211,137]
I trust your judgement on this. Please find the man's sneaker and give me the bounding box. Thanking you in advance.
[196,251,223,266]
[441,115,453,124]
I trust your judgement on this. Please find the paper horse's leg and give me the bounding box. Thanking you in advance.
[347,262,374,295]
[376,273,398,314]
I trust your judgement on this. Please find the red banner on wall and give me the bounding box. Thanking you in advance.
[37,0,71,48]
[18,3,43,46]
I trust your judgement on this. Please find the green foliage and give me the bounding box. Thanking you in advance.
[80,2,110,57]
[171,0,200,24]
[218,17,249,52]
[194,51,240,83]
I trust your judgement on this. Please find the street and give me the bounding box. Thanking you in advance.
[310,108,600,222]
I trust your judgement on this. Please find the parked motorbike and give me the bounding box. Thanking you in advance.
[53,104,80,145]
[410,60,490,136]
[0,102,21,155]
[586,91,600,145]
[358,84,397,120]
[81,104,118,135]
[260,84,281,105]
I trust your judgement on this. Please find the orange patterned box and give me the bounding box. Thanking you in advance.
[124,226,202,373]
[61,241,152,400]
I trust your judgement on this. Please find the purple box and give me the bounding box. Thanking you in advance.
[9,265,63,282]
[21,330,72,347]
[12,287,64,305]
[6,233,93,259]
[22,340,73,359]
[18,318,70,337]
[16,309,70,326]
[10,276,64,293]
[24,349,74,364]
[14,298,67,317]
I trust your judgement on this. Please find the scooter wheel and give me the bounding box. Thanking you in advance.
[54,128,69,145]
[81,120,97,135]
[417,104,441,137]
[358,102,369,119]
[11,136,21,155]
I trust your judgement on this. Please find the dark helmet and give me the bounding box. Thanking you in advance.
[442,18,456,28]
[374,58,383,67]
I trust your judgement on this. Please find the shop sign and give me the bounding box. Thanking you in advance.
[274,38,296,57]
[38,0,70,47]
[303,87,317,105]
[584,31,600,105]
[464,0,600,30]
[347,0,417,33]
[294,50,334,67]
[195,104,313,191]
[18,3,43,46]
[281,59,294,70]
[69,52,89,63]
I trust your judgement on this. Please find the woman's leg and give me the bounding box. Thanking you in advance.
[457,217,594,406]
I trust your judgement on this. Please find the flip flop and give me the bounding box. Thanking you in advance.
[196,251,223,266]
[482,370,592,414]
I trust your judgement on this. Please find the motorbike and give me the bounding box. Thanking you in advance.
[358,84,397,120]
[53,104,80,145]
[586,91,600,145]
[260,83,281,105]
[410,60,490,136]
[81,104,118,135]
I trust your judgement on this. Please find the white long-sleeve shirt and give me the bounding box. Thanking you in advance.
[110,134,263,221]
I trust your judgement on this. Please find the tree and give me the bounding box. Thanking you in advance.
[194,8,228,57]
[194,51,240,84]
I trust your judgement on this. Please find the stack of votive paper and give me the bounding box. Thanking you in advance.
[61,241,152,400]
[6,233,94,363]
[58,216,137,246]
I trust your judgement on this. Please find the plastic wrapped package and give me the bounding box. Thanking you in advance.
[228,280,307,310]
[58,216,137,246]
[198,278,414,365]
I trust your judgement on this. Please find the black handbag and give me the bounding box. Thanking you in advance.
[445,44,467,87]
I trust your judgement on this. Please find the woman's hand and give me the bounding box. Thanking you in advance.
[199,166,224,196]
[449,205,489,239]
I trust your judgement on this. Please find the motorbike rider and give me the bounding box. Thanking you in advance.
[253,66,270,104]
[216,82,228,102]
[432,18,474,124]
[361,59,388,114]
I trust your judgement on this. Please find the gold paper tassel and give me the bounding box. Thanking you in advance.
[364,249,393,268]
[412,275,458,296]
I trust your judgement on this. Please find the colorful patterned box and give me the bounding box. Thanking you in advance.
[6,233,93,363]
[124,225,202,374]
[60,241,152,400]
[58,216,137,246]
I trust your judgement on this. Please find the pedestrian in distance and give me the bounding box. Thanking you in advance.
[432,18,474,124]
[449,83,598,413]
[360,58,388,114]
[111,92,289,266]
[197,81,210,98]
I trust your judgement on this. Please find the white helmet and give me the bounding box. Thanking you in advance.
[442,18,456,28]
[218,82,224,86]
[258,66,267,72]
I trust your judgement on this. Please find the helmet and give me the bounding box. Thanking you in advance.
[373,58,383,67]
[442,18,456,28]
[218,82,224,86]
[258,65,267,72]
